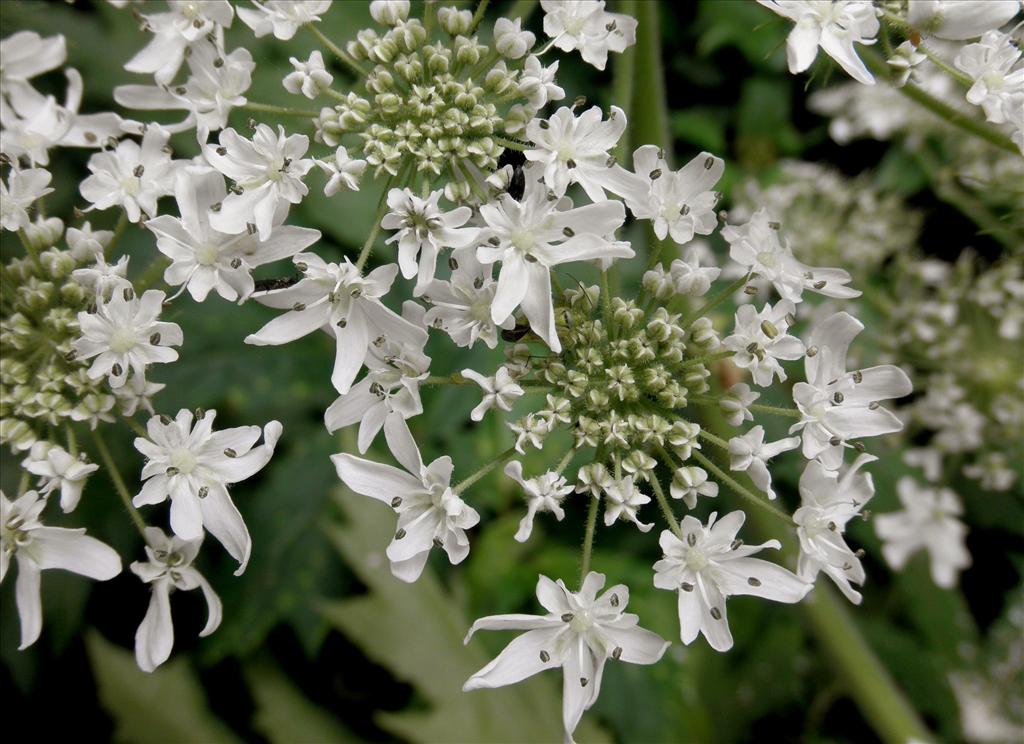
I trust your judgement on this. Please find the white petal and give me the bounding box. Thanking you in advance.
[463,626,564,690]
[15,558,42,649]
[135,579,174,672]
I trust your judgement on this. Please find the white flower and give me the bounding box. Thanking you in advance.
[720,383,760,427]
[123,0,234,84]
[461,367,524,422]
[510,413,552,454]
[114,374,165,417]
[131,527,222,673]
[1,167,53,232]
[907,0,1020,41]
[623,146,724,244]
[724,300,805,386]
[955,30,1024,124]
[146,168,320,303]
[757,0,879,85]
[478,176,631,352]
[603,475,653,532]
[332,431,479,582]
[1,490,121,649]
[723,208,860,303]
[74,288,183,388]
[670,466,719,509]
[283,50,333,99]
[464,572,669,742]
[494,17,536,59]
[790,312,912,470]
[237,0,332,39]
[518,55,565,109]
[381,188,479,293]
[963,452,1018,491]
[369,0,410,26]
[422,248,514,348]
[71,254,132,299]
[653,511,811,652]
[66,221,113,260]
[728,426,801,500]
[245,253,427,394]
[525,106,633,201]
[576,462,612,498]
[318,147,367,195]
[887,40,927,87]
[79,125,180,223]
[504,461,573,542]
[794,454,876,603]
[204,124,314,240]
[0,31,66,108]
[22,442,99,513]
[132,409,282,574]
[875,477,970,588]
[903,447,943,481]
[540,0,638,71]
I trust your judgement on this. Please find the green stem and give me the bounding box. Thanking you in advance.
[919,45,973,87]
[92,428,147,537]
[242,102,320,118]
[307,23,367,78]
[749,403,801,419]
[696,428,729,450]
[104,212,129,258]
[64,423,78,457]
[688,448,790,523]
[453,446,517,495]
[495,136,527,151]
[423,373,471,386]
[680,350,733,368]
[578,491,600,585]
[506,0,538,23]
[355,179,394,271]
[683,272,752,325]
[600,269,615,338]
[121,415,149,439]
[648,471,682,537]
[612,0,638,165]
[469,0,490,34]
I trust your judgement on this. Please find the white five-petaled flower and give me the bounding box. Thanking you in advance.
[22,442,99,513]
[478,175,631,352]
[332,429,480,583]
[237,0,333,39]
[133,409,282,574]
[318,146,367,195]
[794,454,876,603]
[462,367,525,421]
[245,253,427,394]
[728,425,801,500]
[71,254,132,299]
[907,0,1020,41]
[670,465,719,509]
[1,490,121,649]
[146,168,320,303]
[422,247,515,348]
[382,188,479,293]
[653,511,810,652]
[790,312,913,470]
[123,0,234,84]
[724,300,805,386]
[518,55,565,109]
[131,527,222,673]
[504,461,573,542]
[955,30,1024,124]
[74,288,183,389]
[720,383,760,427]
[623,146,724,245]
[540,0,639,71]
[723,208,860,303]
[464,572,669,743]
[758,0,879,85]
[525,106,634,201]
[204,124,314,240]
[79,125,181,223]
[0,167,53,232]
[283,50,333,99]
[603,475,654,532]
[874,477,970,589]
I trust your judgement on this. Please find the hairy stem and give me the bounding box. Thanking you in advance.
[92,428,147,536]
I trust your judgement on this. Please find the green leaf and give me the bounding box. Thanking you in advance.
[320,488,612,744]
[85,630,242,744]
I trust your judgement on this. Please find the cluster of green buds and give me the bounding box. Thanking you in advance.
[0,220,111,451]
[314,4,537,197]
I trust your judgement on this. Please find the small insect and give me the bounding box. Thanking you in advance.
[501,322,532,342]
[498,147,527,201]
[253,276,300,292]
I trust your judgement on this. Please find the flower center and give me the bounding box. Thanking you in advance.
[569,609,593,633]
[195,242,220,267]
[169,448,198,475]
[108,327,138,354]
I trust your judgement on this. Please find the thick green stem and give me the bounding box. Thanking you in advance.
[749,402,801,419]
[453,446,517,495]
[355,180,394,270]
[578,492,600,586]
[683,272,752,326]
[307,23,367,78]
[104,212,129,258]
[648,472,682,537]
[469,0,490,33]
[92,428,147,537]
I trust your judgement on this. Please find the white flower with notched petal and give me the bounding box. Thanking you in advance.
[370,0,410,26]
[794,454,876,603]
[237,0,333,39]
[131,527,222,673]
[422,247,515,348]
[478,175,631,352]
[464,572,668,742]
[875,477,970,589]
[1,490,121,649]
[653,511,810,652]
[462,367,524,421]
[728,425,800,500]
[670,465,718,509]
[283,50,333,99]
[245,253,427,394]
[132,409,282,574]
[22,442,98,513]
[79,126,181,223]
[540,0,638,70]
[790,312,912,470]
[724,300,805,386]
[907,0,1020,41]
[623,146,724,245]
[723,208,860,303]
[123,0,234,84]
[504,461,573,542]
[382,188,480,293]
[204,124,314,240]
[518,55,565,109]
[318,146,367,195]
[1,167,53,232]
[73,288,183,389]
[720,383,760,427]
[332,429,479,582]
[603,476,654,532]
[757,0,879,85]
[66,221,114,260]
[146,168,320,303]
